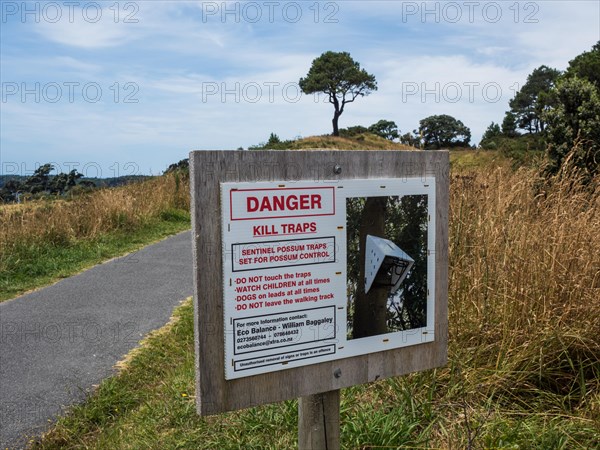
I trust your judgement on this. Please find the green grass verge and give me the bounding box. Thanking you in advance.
[0,209,190,302]
[31,299,599,449]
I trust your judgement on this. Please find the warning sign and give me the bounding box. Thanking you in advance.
[222,178,437,380]
[222,181,345,379]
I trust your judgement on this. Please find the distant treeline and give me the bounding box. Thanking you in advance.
[0,175,151,189]
[0,164,152,203]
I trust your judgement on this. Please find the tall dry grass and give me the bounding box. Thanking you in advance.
[448,163,600,422]
[0,172,190,260]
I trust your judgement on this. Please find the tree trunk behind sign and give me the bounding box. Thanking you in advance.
[352,197,388,338]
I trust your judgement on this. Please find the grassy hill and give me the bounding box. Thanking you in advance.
[250,132,415,150]
[286,133,415,150]
[259,133,521,171]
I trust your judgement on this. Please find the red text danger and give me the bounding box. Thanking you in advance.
[247,194,322,213]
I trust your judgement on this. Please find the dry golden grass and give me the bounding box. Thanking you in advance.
[0,172,190,262]
[447,163,600,423]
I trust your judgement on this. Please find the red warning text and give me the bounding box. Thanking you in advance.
[247,194,322,212]
[253,222,317,237]
[232,237,335,272]
[230,187,335,220]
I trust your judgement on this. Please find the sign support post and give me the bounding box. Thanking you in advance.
[298,390,340,450]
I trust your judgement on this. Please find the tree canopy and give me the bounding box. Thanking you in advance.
[501,111,519,137]
[0,164,91,202]
[540,41,600,182]
[368,120,399,141]
[479,122,502,148]
[509,65,560,133]
[418,114,471,149]
[299,51,377,136]
[543,76,600,180]
[564,40,600,90]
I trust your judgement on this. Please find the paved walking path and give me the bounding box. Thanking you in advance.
[0,231,194,449]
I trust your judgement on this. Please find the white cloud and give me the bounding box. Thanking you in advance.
[34,16,136,49]
[31,2,228,51]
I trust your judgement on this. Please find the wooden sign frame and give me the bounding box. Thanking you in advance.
[190,150,448,416]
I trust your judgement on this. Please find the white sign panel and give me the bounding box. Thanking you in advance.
[222,178,436,379]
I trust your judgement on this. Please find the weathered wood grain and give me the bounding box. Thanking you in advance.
[298,390,340,450]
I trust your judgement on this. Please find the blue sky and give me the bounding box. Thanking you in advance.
[1,1,599,176]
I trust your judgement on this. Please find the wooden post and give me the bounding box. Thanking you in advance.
[298,390,340,450]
